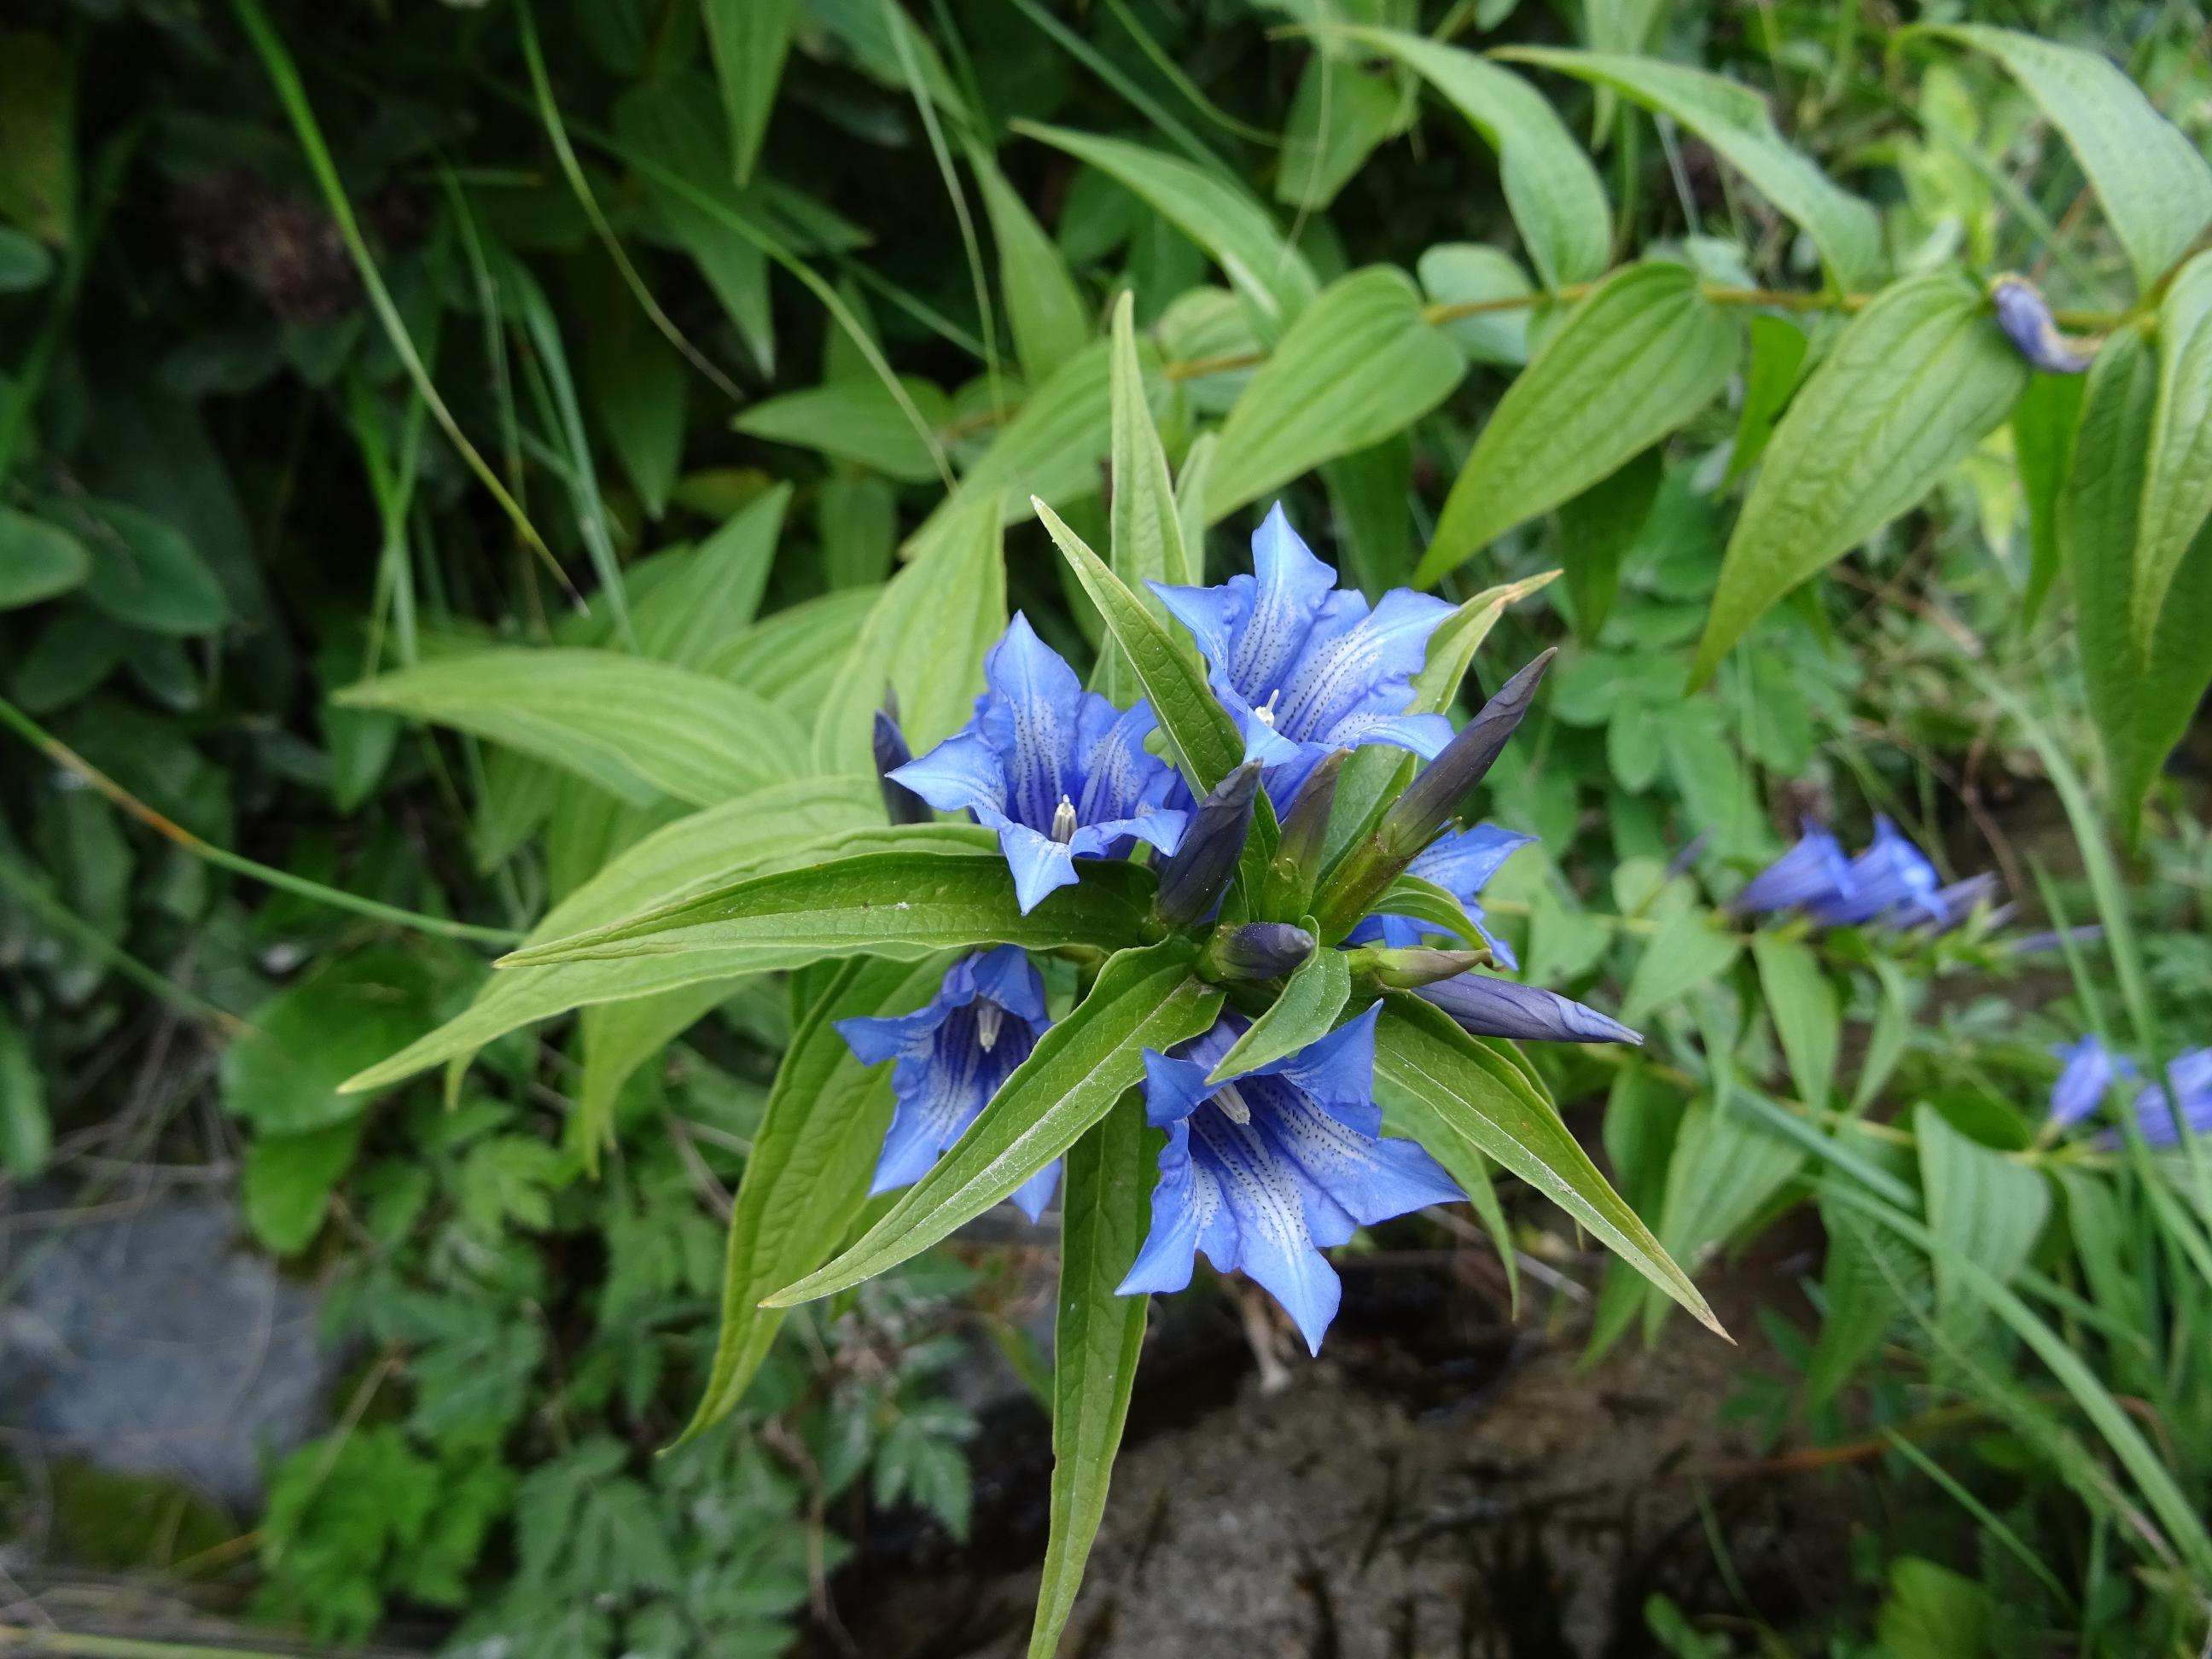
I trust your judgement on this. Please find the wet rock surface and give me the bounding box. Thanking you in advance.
[811,1264,1839,1659]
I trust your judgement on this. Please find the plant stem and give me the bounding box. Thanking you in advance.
[0,697,521,947]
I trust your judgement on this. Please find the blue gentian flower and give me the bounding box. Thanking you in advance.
[892,614,1190,912]
[835,947,1060,1221]
[1116,1004,1463,1353]
[1736,816,1957,930]
[1345,823,1534,967]
[2134,1051,2212,1147]
[1150,504,1455,802]
[1733,818,1854,916]
[2048,1034,2133,1128]
[1990,275,2093,375]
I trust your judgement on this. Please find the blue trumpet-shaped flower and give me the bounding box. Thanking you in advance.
[2047,1034,2135,1129]
[1150,504,1454,802]
[892,614,1190,912]
[1345,823,1534,967]
[2046,1034,2212,1148]
[1732,819,1854,916]
[1736,816,1957,930]
[1116,1005,1463,1353]
[835,948,1060,1221]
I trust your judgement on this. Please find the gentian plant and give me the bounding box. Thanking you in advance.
[489,490,1720,1654]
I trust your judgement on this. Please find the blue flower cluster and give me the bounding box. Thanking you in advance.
[841,507,1638,1349]
[2047,1034,2212,1149]
[1735,816,1994,931]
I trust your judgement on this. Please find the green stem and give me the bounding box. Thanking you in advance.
[0,1630,300,1659]
[0,697,521,947]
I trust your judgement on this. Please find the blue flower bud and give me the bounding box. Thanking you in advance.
[1990,275,2093,375]
[1381,649,1557,859]
[1154,761,1262,928]
[1415,974,1642,1045]
[1203,922,1316,981]
[873,695,933,826]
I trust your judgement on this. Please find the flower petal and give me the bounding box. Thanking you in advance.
[1191,1109,1342,1354]
[1278,586,1453,742]
[966,945,1049,1025]
[1253,1002,1382,1133]
[1010,1157,1062,1223]
[1139,1047,1220,1128]
[2049,1034,2126,1128]
[1261,1090,1464,1228]
[997,820,1080,914]
[891,727,1007,820]
[1734,818,1853,915]
[1118,1120,1213,1296]
[1233,504,1339,697]
[978,613,1084,831]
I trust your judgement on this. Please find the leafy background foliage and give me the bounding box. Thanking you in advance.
[2,0,2210,1653]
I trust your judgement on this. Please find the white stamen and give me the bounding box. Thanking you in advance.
[1051,795,1078,844]
[1213,1081,1254,1126]
[975,1000,1004,1052]
[1252,688,1283,728]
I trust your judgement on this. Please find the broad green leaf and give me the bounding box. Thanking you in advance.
[703,0,797,183]
[1207,947,1352,1082]
[736,375,950,482]
[2010,369,2082,632]
[1098,292,1195,707]
[707,587,878,707]
[0,509,90,609]
[1374,995,1722,1335]
[1408,569,1560,714]
[1034,499,1242,790]
[0,1007,48,1178]
[1419,264,1738,587]
[1877,1558,1994,1659]
[224,949,445,1134]
[502,848,1155,969]
[768,942,1221,1305]
[813,496,1005,772]
[1417,244,1536,368]
[583,319,685,518]
[1018,123,1318,336]
[1725,312,1809,486]
[680,954,951,1440]
[70,498,228,636]
[819,472,896,589]
[1555,448,1662,642]
[1206,266,1468,522]
[1689,275,2026,688]
[1583,1059,1686,1359]
[1337,30,1611,288]
[2135,252,2212,654]
[2064,327,2212,839]
[1620,905,1741,1024]
[336,647,806,806]
[632,483,790,667]
[905,339,1176,555]
[1653,1095,1804,1292]
[1750,932,1838,1110]
[1805,1194,1925,1410]
[971,143,1091,383]
[1824,1179,2212,1580]
[1027,1093,1154,1659]
[1276,54,1401,211]
[341,777,882,1093]
[573,984,740,1170]
[1923,26,2212,293]
[1369,875,1487,947]
[1499,49,1883,292]
[243,1119,367,1255]
[1915,1105,2050,1336]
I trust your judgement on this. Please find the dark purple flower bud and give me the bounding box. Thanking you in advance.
[1154,761,1262,928]
[874,691,932,826]
[1990,275,2093,375]
[1415,973,1642,1045]
[1203,923,1316,981]
[1381,649,1557,859]
[1274,748,1350,888]
[1346,946,1491,988]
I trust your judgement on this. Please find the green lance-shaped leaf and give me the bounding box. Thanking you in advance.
[768,941,1222,1306]
[813,494,1005,773]
[335,647,806,806]
[1407,569,1560,715]
[1688,275,2027,689]
[1621,905,1741,1024]
[1651,1096,1804,1300]
[1098,292,1196,708]
[1499,49,1883,294]
[679,954,952,1442]
[1366,874,1490,949]
[736,375,951,482]
[1333,29,1610,288]
[972,142,1091,384]
[340,783,899,1094]
[2135,253,2212,656]
[1206,266,1469,524]
[1749,932,1839,1110]
[0,1006,50,1179]
[1418,264,1738,588]
[1920,26,2212,294]
[1027,1093,1155,1659]
[1915,1105,2051,1345]
[703,0,797,185]
[2064,327,2212,841]
[0,509,90,610]
[1206,945,1353,1083]
[2012,368,2085,633]
[500,847,1157,970]
[1017,123,1318,338]
[1374,995,1724,1336]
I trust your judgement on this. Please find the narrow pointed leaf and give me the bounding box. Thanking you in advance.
[1206,946,1353,1083]
[703,0,797,183]
[973,143,1091,383]
[1407,570,1561,715]
[1368,874,1489,947]
[768,942,1222,1305]
[1689,275,2026,688]
[2135,252,2212,655]
[678,954,951,1442]
[1375,995,1724,1336]
[1099,291,1194,707]
[1419,264,1737,587]
[1027,1094,1154,1659]
[1750,932,1838,1110]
